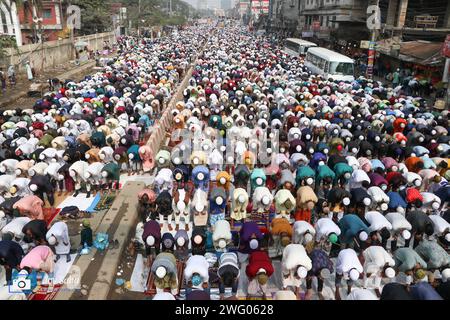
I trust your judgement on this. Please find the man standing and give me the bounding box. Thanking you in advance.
[46,221,71,263]
[0,68,6,93]
[392,68,400,87]
[25,61,33,82]
[7,65,15,87]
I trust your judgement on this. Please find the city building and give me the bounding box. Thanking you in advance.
[375,0,450,80]
[298,0,368,45]
[1,0,65,45]
[237,0,251,17]
[221,0,233,11]
[268,0,300,35]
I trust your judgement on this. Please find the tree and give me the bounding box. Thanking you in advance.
[68,0,112,35]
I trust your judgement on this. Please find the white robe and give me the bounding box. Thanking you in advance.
[46,221,70,255]
[25,63,33,80]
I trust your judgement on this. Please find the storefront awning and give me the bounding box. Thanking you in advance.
[377,40,444,66]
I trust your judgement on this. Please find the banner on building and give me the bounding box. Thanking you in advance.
[312,21,321,31]
[360,40,370,49]
[251,0,269,14]
[443,35,450,58]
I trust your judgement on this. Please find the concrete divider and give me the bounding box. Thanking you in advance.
[54,37,209,300]
[146,65,194,154]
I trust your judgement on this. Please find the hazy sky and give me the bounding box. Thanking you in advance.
[181,0,236,9]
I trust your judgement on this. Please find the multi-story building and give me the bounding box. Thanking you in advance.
[298,0,368,44]
[221,0,233,11]
[375,0,450,77]
[1,0,65,45]
[379,0,450,41]
[237,0,251,17]
[268,0,300,34]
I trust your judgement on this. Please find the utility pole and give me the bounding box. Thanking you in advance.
[366,0,380,80]
[444,58,450,109]
[138,0,141,36]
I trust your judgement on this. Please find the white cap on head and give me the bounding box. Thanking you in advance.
[102,171,108,178]
[238,194,246,203]
[297,266,308,279]
[349,269,360,281]
[262,195,270,206]
[381,203,388,211]
[174,157,181,165]
[146,236,155,246]
[158,157,165,164]
[304,233,313,243]
[194,235,203,244]
[15,169,22,176]
[319,161,325,166]
[218,239,227,249]
[397,207,405,214]
[441,268,450,283]
[177,237,185,247]
[414,179,421,187]
[402,229,411,240]
[70,170,76,177]
[343,197,350,206]
[216,196,224,205]
[195,203,204,212]
[320,268,331,279]
[48,235,57,246]
[445,233,450,243]
[29,184,38,192]
[197,172,204,181]
[432,201,440,210]
[385,267,396,279]
[155,266,166,278]
[220,177,226,185]
[306,177,314,185]
[193,157,199,165]
[363,198,371,206]
[249,239,259,250]
[256,177,263,185]
[344,172,351,179]
[359,231,368,241]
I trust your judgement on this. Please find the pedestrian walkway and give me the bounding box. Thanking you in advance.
[0,61,95,108]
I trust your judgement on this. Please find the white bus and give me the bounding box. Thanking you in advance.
[283,38,317,57]
[305,47,355,82]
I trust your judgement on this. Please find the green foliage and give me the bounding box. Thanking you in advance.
[120,0,193,27]
[0,35,18,60]
[69,0,112,35]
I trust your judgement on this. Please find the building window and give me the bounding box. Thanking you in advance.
[320,15,323,26]
[43,9,52,19]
